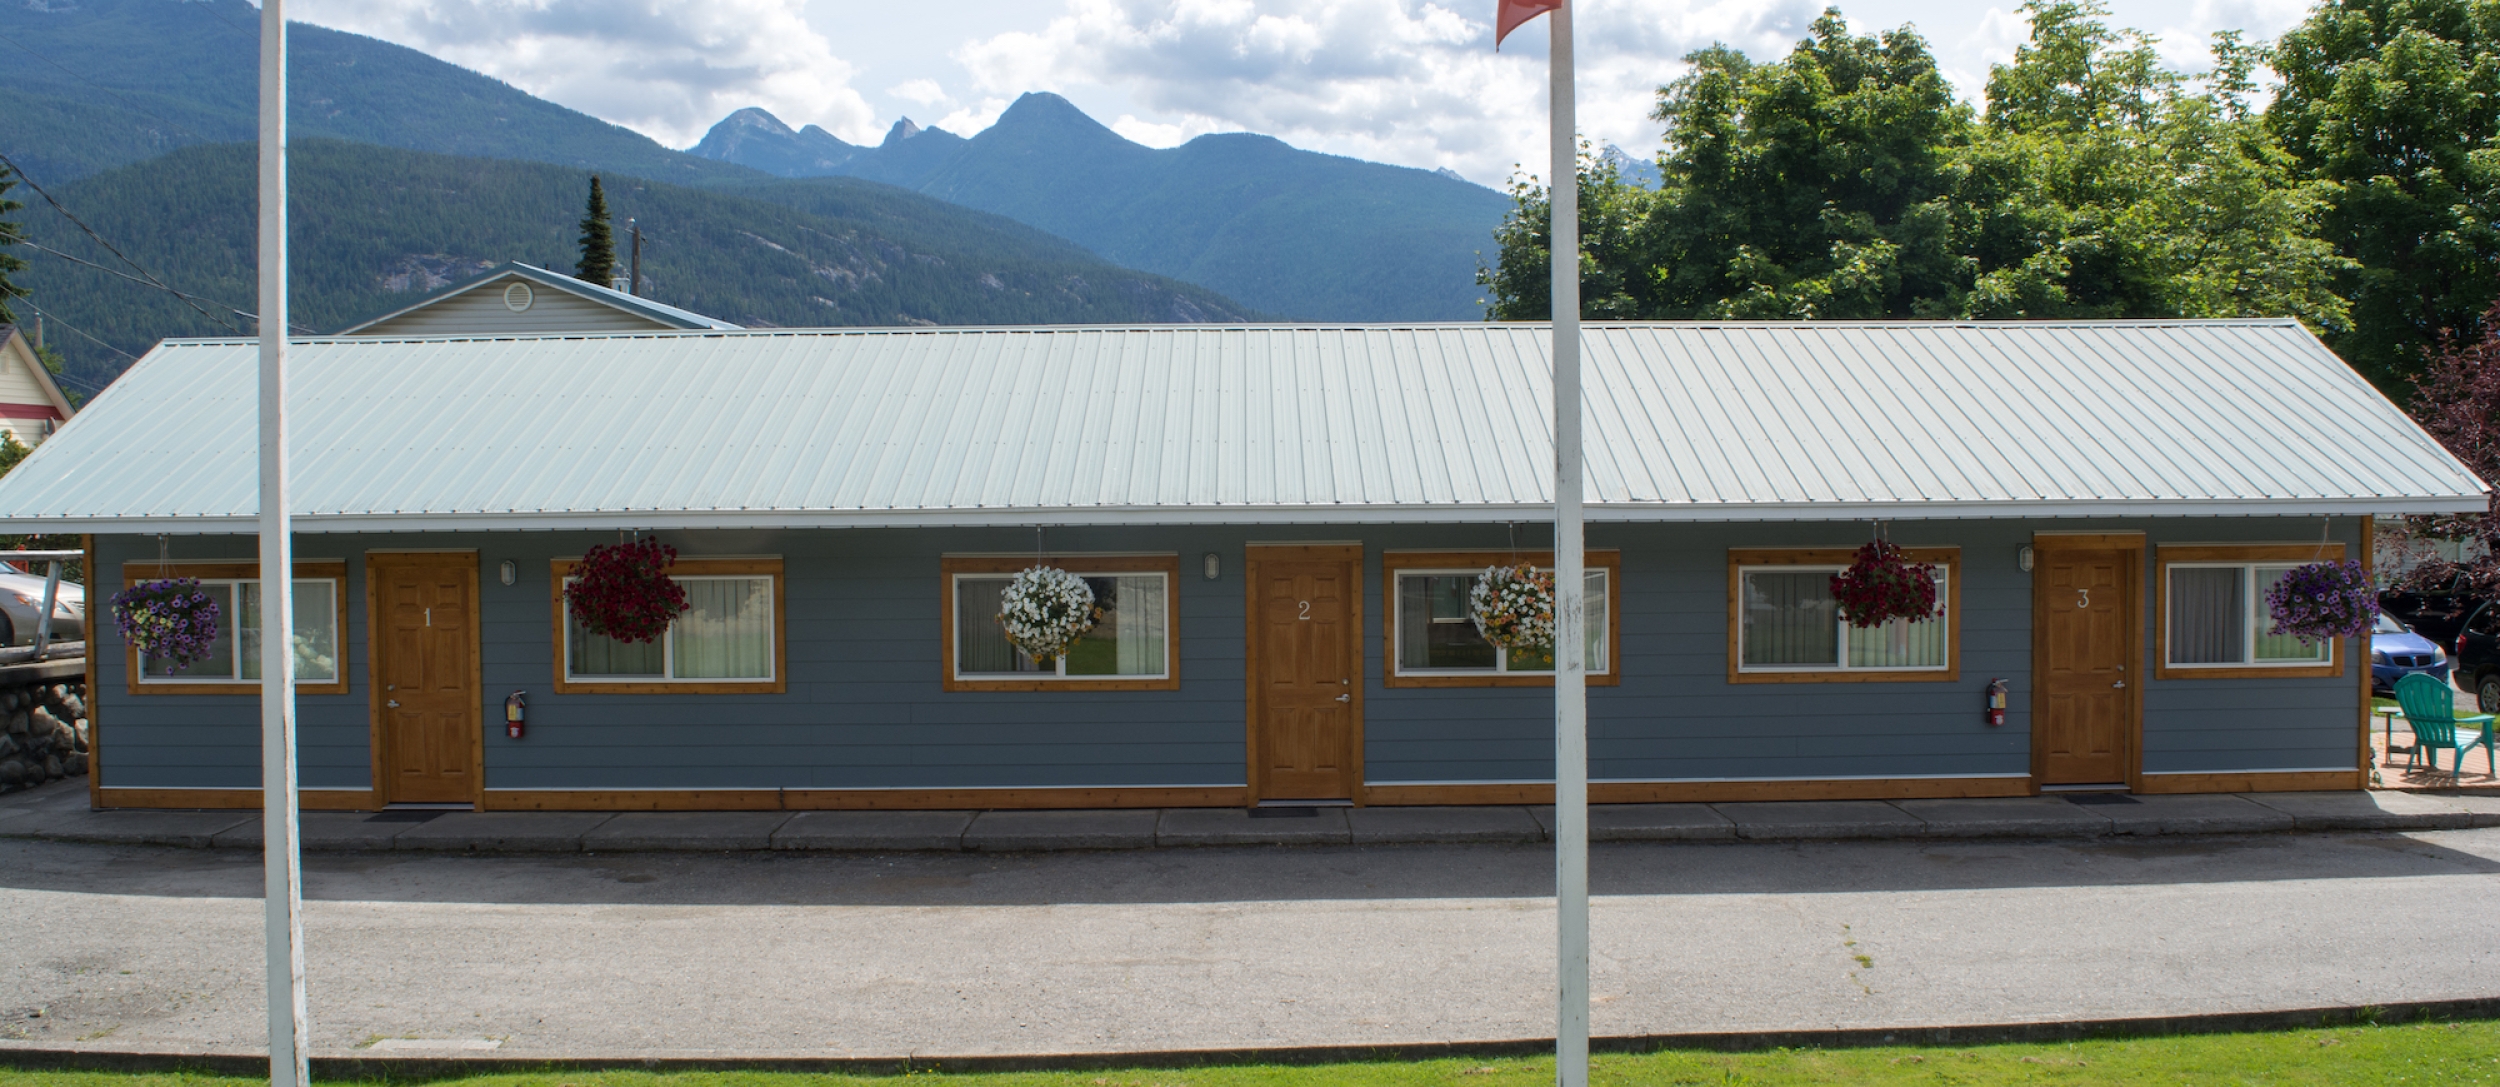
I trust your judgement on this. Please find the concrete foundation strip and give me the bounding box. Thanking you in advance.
[3,997,2496,1076]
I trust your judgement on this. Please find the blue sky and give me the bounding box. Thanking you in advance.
[289,0,2315,185]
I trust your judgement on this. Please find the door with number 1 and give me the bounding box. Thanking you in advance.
[368,552,481,805]
[1246,545,1363,802]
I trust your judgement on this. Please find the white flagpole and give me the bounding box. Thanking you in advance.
[258,1,308,1084]
[1547,3,1590,1086]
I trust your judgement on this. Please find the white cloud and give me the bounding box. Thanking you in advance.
[290,0,883,148]
[947,0,1823,185]
[889,78,954,108]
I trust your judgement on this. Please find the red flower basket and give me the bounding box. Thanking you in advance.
[1830,541,1940,629]
[566,539,688,643]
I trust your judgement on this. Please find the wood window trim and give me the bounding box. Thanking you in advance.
[120,560,351,696]
[1725,547,1963,684]
[940,553,1183,692]
[548,557,788,695]
[2154,543,2347,681]
[1380,549,1623,688]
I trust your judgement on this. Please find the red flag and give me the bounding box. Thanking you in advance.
[1494,0,1562,49]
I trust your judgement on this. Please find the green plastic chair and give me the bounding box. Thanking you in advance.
[2394,673,2498,782]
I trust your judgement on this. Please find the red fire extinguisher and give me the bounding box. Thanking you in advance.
[504,691,528,739]
[1985,679,2009,727]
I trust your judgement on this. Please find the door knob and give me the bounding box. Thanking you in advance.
[386,699,400,708]
[1334,694,1351,703]
[2111,682,2125,689]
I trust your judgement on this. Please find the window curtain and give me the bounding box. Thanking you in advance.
[1112,575,1166,676]
[569,611,663,676]
[1743,571,1837,667]
[2169,567,2242,664]
[239,579,339,682]
[675,577,774,679]
[2251,565,2330,663]
[1846,570,1947,669]
[955,576,1036,674]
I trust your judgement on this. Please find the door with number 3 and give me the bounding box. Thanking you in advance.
[2033,536,2141,787]
[1245,545,1363,802]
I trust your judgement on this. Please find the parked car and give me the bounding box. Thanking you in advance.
[0,570,83,648]
[2372,611,2452,697]
[2454,600,2500,711]
[2381,587,2490,650]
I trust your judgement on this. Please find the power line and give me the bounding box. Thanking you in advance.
[0,149,241,334]
[5,298,125,395]
[14,237,314,333]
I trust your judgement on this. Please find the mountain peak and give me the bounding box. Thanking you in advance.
[719,107,796,139]
[883,117,924,146]
[993,92,1122,140]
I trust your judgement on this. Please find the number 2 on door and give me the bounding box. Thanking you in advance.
[1298,600,1311,620]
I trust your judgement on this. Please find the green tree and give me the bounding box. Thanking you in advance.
[576,174,616,286]
[2270,0,2500,391]
[0,163,27,324]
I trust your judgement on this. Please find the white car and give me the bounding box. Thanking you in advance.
[0,569,84,647]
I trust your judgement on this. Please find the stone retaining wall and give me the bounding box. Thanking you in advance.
[0,676,88,793]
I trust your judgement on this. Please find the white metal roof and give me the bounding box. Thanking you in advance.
[0,321,2479,532]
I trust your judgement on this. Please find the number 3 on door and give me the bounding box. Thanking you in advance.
[2075,588,2090,608]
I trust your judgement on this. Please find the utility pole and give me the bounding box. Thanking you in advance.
[257,1,308,1086]
[628,219,642,297]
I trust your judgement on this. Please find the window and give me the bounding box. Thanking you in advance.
[941,555,1181,691]
[2157,545,2346,678]
[1727,548,1960,682]
[125,561,348,695]
[1382,551,1621,687]
[551,557,784,693]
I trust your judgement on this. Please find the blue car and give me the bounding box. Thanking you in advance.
[2373,610,2453,696]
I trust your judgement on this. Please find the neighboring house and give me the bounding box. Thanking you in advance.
[339,262,740,337]
[0,321,2481,813]
[0,325,78,448]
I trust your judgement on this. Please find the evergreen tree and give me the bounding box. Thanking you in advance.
[0,163,27,324]
[576,175,616,286]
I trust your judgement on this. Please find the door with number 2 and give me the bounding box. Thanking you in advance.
[1245,544,1363,801]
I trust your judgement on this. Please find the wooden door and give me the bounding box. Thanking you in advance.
[368,553,481,804]
[2033,538,2141,787]
[1246,545,1363,801]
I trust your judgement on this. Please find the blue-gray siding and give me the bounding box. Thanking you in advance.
[91,516,2366,792]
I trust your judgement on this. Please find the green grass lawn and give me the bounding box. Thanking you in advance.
[6,1021,2500,1085]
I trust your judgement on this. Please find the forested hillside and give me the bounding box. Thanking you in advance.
[10,141,1256,391]
[0,0,752,186]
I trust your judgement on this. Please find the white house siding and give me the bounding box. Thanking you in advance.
[353,281,677,337]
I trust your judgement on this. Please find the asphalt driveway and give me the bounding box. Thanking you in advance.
[2,825,2496,1060]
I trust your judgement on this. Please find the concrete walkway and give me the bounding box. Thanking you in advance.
[1,822,2495,1062]
[5,779,2499,853]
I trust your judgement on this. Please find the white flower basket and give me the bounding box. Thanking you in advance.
[1468,562,1556,651]
[998,565,1098,664]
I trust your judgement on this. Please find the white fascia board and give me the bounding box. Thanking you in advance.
[9,493,2485,534]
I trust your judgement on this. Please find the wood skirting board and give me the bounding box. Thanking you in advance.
[89,773,2362,811]
[1363,776,2038,806]
[2136,771,2364,794]
[95,788,377,811]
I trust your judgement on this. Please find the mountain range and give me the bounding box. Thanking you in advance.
[689,94,1512,322]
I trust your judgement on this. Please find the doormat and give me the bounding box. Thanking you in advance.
[2063,793,2142,805]
[364,810,450,823]
[1248,807,1320,818]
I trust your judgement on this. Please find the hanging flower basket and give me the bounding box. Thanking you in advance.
[1830,541,1940,628]
[566,538,688,644]
[1470,562,1557,653]
[112,578,222,670]
[2265,559,2376,645]
[998,565,1099,664]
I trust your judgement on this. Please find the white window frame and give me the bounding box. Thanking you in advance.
[134,576,344,687]
[2161,562,2334,670]
[1734,563,1953,675]
[948,568,1175,684]
[1388,566,1613,678]
[559,572,780,686]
